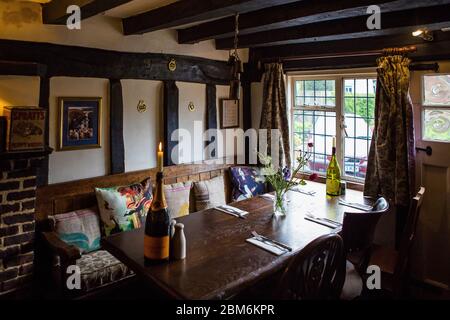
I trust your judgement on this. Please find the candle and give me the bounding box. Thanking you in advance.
[157,142,163,172]
[332,136,336,148]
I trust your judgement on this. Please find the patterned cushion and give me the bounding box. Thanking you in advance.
[230,166,266,201]
[95,178,152,236]
[193,176,226,211]
[164,181,192,219]
[54,208,101,254]
[76,250,134,292]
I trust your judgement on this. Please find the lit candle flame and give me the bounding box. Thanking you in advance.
[159,142,162,152]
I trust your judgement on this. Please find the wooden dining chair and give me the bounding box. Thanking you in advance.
[339,197,390,299]
[370,187,425,298]
[274,233,344,300]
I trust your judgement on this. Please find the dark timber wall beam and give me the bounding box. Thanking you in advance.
[216,4,450,49]
[37,76,50,187]
[163,81,179,166]
[122,0,297,35]
[0,40,231,85]
[43,0,133,25]
[205,84,217,160]
[109,79,125,174]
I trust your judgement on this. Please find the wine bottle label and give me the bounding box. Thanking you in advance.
[144,235,169,260]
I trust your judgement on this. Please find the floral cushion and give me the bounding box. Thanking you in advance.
[193,176,226,211]
[76,250,134,292]
[230,166,266,201]
[54,208,101,254]
[164,181,192,219]
[95,178,152,236]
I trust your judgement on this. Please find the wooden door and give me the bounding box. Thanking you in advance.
[410,62,450,290]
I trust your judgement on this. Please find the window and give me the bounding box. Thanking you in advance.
[422,74,450,142]
[291,75,376,181]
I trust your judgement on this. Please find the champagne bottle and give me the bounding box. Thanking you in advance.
[144,171,170,263]
[326,137,341,196]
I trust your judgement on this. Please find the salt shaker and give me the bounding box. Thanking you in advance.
[172,223,186,260]
[169,219,177,258]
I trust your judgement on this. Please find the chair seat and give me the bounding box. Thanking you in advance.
[340,260,363,300]
[370,245,398,275]
[77,250,134,292]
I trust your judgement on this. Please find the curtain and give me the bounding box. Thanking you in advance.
[364,55,416,241]
[260,63,291,168]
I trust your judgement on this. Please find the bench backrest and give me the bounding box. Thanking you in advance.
[35,161,235,221]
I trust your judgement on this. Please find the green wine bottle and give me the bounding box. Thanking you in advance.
[326,137,341,196]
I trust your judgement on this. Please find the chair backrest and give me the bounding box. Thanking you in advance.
[341,197,389,256]
[393,187,425,295]
[275,234,344,300]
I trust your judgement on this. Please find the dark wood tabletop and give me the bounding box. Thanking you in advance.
[102,181,368,300]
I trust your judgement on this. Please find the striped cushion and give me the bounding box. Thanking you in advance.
[193,176,226,211]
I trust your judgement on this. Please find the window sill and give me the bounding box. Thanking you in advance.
[296,173,364,192]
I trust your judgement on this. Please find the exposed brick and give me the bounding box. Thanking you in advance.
[22,222,35,232]
[20,241,34,254]
[19,262,34,276]
[0,225,19,237]
[0,181,20,191]
[4,253,34,269]
[23,178,37,189]
[0,246,20,259]
[2,274,33,292]
[29,158,44,168]
[7,190,35,202]
[0,268,18,282]
[2,212,34,225]
[0,203,20,214]
[21,200,35,211]
[7,168,36,179]
[12,160,29,171]
[0,160,12,171]
[3,232,34,246]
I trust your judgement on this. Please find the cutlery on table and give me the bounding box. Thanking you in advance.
[215,205,248,219]
[251,231,292,252]
[338,199,372,211]
[305,213,341,226]
[292,188,316,196]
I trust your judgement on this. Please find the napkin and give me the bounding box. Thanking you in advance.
[215,205,249,217]
[339,200,372,211]
[246,237,288,256]
[260,194,275,201]
[304,216,341,229]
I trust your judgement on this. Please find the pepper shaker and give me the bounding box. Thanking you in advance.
[172,223,186,260]
[169,219,177,258]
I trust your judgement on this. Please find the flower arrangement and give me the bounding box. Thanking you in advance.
[258,143,316,215]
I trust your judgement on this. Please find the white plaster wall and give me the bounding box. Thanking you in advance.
[122,80,163,172]
[48,77,110,184]
[0,76,40,112]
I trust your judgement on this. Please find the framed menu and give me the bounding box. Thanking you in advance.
[220,99,239,128]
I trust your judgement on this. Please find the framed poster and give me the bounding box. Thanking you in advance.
[58,97,102,151]
[220,99,239,128]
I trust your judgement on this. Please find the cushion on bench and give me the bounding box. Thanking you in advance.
[193,176,226,211]
[230,166,266,201]
[76,250,134,292]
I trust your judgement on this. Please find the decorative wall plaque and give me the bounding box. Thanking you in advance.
[188,102,195,112]
[168,58,177,72]
[137,100,147,113]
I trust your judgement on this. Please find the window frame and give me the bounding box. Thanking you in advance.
[289,73,377,183]
[421,73,450,144]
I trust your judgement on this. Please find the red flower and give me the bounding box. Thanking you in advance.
[308,142,314,148]
[309,173,318,181]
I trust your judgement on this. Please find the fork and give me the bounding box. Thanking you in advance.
[251,231,292,252]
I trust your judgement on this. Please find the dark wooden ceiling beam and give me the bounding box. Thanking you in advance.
[43,0,133,24]
[178,0,429,44]
[216,4,450,49]
[122,0,297,35]
[252,31,450,61]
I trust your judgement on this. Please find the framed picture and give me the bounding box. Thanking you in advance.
[58,97,102,151]
[220,99,239,128]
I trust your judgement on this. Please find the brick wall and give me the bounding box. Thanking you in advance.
[0,156,44,295]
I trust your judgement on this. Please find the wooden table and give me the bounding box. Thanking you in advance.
[102,181,369,300]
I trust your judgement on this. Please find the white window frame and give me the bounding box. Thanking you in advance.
[289,72,377,183]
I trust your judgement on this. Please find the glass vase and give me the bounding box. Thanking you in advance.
[273,190,288,217]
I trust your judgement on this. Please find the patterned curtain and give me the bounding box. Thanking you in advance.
[364,54,416,210]
[260,63,291,168]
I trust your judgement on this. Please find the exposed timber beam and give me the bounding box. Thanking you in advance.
[216,4,450,49]
[122,0,297,35]
[43,0,133,25]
